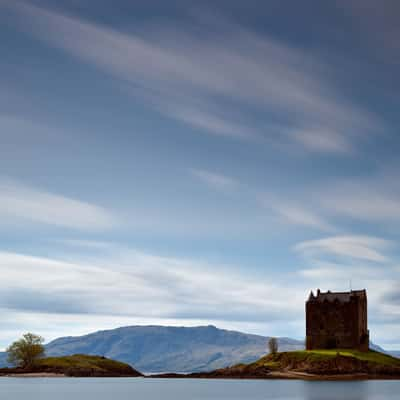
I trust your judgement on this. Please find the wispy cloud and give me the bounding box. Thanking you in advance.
[0,178,117,231]
[300,262,381,280]
[321,181,400,222]
[1,246,399,347]
[291,128,353,154]
[294,235,392,263]
[166,107,256,140]
[0,249,305,344]
[273,204,335,232]
[191,169,238,192]
[258,193,335,232]
[52,239,115,250]
[8,1,378,154]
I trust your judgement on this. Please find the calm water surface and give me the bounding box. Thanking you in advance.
[0,378,399,399]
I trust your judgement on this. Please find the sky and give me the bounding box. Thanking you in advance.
[0,0,400,350]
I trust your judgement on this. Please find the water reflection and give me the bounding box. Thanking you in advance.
[0,378,398,399]
[303,381,367,400]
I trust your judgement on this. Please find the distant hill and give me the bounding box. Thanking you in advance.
[0,325,397,373]
[0,353,6,368]
[44,325,303,373]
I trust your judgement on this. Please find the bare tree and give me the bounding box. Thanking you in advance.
[268,337,278,354]
[6,333,45,369]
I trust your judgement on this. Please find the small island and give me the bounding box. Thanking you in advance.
[0,354,142,378]
[0,332,142,378]
[157,349,400,380]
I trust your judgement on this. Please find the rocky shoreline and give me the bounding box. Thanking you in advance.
[1,372,67,378]
[150,370,400,381]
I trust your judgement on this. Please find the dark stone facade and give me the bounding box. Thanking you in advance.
[306,289,369,352]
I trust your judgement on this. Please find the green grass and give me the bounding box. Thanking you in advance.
[291,349,400,365]
[255,349,400,368]
[38,354,130,370]
[33,354,141,376]
[261,360,281,370]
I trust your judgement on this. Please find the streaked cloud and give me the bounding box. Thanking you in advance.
[52,239,115,250]
[0,178,117,231]
[166,107,256,140]
[291,128,353,154]
[258,193,334,232]
[382,285,400,307]
[8,1,378,154]
[1,246,399,348]
[0,249,305,346]
[294,235,392,263]
[321,182,400,222]
[191,169,238,192]
[300,262,380,280]
[273,204,334,232]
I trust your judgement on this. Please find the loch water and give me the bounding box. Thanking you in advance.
[0,377,399,399]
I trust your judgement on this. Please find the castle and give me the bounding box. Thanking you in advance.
[306,289,369,352]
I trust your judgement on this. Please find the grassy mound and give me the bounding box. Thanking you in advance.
[1,355,143,377]
[259,349,400,366]
[253,349,400,376]
[184,349,400,379]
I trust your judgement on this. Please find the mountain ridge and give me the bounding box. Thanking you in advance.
[45,324,302,373]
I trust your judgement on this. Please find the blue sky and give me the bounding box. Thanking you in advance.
[1,0,400,349]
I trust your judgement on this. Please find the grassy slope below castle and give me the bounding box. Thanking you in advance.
[261,348,400,366]
[179,349,400,380]
[0,354,143,377]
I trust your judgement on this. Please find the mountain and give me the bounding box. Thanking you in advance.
[369,343,386,352]
[0,353,6,368]
[31,325,303,373]
[44,325,303,373]
[0,325,397,373]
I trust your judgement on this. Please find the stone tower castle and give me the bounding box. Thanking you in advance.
[306,289,369,352]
